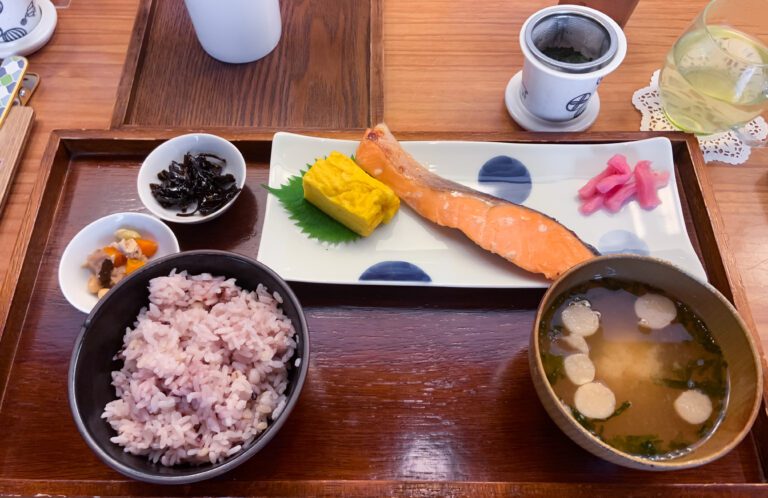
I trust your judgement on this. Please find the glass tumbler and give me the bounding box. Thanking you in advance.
[659,0,768,143]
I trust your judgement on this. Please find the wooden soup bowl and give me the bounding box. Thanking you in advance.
[529,254,763,470]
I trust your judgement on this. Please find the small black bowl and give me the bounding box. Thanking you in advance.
[68,250,310,484]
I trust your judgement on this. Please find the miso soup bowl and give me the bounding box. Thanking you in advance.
[529,254,764,470]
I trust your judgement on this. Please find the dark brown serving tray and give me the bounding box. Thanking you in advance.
[111,0,382,129]
[1,130,766,496]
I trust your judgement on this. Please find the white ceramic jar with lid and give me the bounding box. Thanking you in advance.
[184,0,282,64]
[506,5,627,131]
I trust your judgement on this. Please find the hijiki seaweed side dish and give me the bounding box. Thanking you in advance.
[150,152,241,216]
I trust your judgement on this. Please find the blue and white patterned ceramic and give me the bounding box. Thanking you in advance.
[258,133,706,287]
[0,0,40,43]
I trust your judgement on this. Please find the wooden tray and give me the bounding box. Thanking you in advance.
[1,130,767,496]
[111,0,383,129]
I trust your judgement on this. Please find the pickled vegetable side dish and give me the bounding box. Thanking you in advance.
[83,228,158,299]
[539,278,728,460]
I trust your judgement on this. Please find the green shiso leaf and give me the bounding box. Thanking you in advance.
[263,170,362,244]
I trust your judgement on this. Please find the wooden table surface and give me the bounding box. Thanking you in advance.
[0,0,766,491]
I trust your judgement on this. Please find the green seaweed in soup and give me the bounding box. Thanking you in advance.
[539,278,728,460]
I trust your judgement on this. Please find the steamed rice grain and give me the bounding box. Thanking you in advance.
[102,270,297,466]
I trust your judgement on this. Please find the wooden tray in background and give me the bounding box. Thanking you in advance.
[1,130,767,496]
[111,0,383,129]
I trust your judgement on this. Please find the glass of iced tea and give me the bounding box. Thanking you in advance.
[659,0,768,143]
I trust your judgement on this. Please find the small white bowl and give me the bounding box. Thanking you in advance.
[58,212,180,313]
[137,134,246,224]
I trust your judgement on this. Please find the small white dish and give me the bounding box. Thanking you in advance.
[258,132,707,288]
[58,212,180,313]
[137,133,246,224]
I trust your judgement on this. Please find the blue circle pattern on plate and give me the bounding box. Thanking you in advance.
[598,229,650,256]
[359,261,431,282]
[477,156,532,204]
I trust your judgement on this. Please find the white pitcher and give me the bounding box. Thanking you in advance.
[184,0,282,64]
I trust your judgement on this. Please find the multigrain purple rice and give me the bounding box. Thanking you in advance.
[102,271,296,466]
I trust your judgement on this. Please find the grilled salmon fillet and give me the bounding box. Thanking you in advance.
[354,124,598,280]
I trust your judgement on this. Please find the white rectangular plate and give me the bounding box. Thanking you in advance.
[258,133,706,287]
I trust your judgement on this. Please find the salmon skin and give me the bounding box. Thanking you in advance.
[354,124,598,280]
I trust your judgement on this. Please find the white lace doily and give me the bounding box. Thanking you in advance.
[632,70,768,165]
